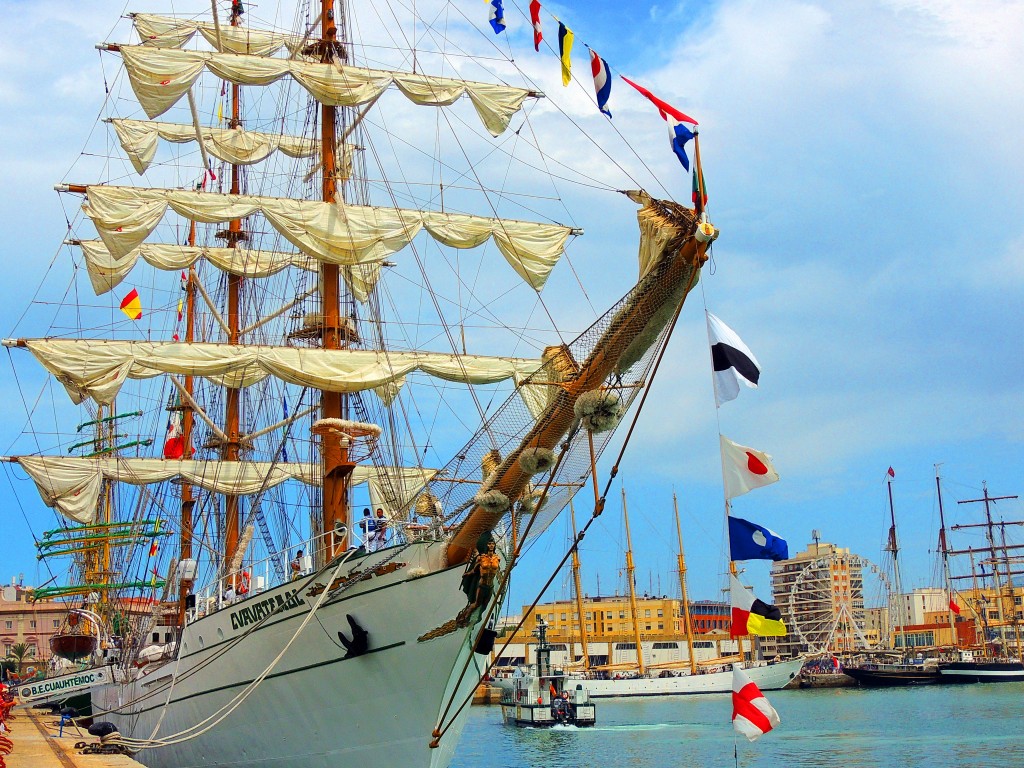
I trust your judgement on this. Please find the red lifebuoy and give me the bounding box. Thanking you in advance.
[237,570,251,595]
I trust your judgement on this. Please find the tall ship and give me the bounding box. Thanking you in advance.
[1,2,720,767]
[843,469,1024,686]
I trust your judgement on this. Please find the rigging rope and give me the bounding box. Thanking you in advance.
[429,269,695,746]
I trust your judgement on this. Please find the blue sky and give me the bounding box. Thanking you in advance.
[0,0,1021,616]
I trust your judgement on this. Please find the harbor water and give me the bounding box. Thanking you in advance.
[452,684,1024,767]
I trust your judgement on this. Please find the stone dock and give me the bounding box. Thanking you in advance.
[3,706,143,768]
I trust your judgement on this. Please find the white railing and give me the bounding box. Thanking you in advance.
[187,528,349,623]
[184,517,448,623]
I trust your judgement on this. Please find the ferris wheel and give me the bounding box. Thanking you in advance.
[785,553,891,654]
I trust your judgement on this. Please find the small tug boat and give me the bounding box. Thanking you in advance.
[499,619,596,727]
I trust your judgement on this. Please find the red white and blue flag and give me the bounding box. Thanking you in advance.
[732,666,780,741]
[590,50,612,118]
[621,76,698,170]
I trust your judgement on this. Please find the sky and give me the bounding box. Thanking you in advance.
[0,0,1021,619]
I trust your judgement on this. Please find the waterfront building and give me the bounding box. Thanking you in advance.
[493,594,738,670]
[0,584,65,665]
[770,540,865,657]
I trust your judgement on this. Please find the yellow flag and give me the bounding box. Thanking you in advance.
[558,22,573,86]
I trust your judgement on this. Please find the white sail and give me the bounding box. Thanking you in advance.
[117,45,535,137]
[132,13,307,57]
[76,241,316,295]
[15,456,436,524]
[11,338,543,406]
[81,185,574,290]
[110,119,347,175]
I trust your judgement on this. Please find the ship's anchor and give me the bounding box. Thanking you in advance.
[337,614,369,658]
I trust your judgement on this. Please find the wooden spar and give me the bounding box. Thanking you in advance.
[447,201,707,564]
[221,1,244,581]
[622,487,645,675]
[673,492,697,675]
[568,498,591,671]
[318,0,353,560]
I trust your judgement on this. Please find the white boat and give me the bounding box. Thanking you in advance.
[497,620,596,727]
[3,2,719,767]
[575,657,803,697]
[492,656,802,699]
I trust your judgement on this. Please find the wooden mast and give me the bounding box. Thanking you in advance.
[935,466,957,646]
[885,474,906,650]
[317,0,353,560]
[673,492,697,675]
[221,0,245,579]
[956,483,1020,656]
[178,226,198,627]
[621,487,645,676]
[568,499,591,672]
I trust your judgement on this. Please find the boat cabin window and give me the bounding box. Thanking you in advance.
[548,644,567,651]
[652,642,678,650]
[152,632,160,643]
[614,642,637,650]
[693,641,714,649]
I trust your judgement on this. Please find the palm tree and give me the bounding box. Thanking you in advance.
[7,642,34,677]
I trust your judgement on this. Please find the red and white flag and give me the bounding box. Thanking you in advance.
[720,435,779,500]
[732,666,780,742]
[530,0,542,51]
[163,410,185,459]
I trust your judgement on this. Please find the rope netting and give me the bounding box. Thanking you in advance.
[404,196,710,562]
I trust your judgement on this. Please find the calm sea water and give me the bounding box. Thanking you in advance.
[451,684,1024,768]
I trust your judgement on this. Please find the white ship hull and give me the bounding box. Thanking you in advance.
[93,541,488,768]
[493,657,802,698]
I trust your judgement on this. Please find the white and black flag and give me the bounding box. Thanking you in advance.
[706,312,761,406]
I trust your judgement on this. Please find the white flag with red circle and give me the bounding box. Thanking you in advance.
[720,435,779,499]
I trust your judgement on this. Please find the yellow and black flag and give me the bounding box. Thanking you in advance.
[558,21,573,86]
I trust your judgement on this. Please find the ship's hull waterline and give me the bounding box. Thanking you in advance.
[580,657,803,697]
[93,541,489,768]
[492,657,802,698]
[938,660,1024,684]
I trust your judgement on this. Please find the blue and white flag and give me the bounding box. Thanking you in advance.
[728,515,789,562]
[489,0,506,34]
[589,49,612,118]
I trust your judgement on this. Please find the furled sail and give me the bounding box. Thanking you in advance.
[14,455,436,524]
[110,119,351,175]
[76,241,316,295]
[116,46,535,137]
[7,339,544,406]
[131,13,306,57]
[80,186,574,290]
